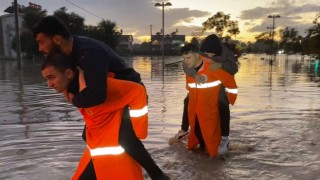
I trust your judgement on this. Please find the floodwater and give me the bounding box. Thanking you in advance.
[0,54,319,180]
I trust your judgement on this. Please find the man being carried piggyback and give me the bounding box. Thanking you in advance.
[180,43,238,157]
[170,34,238,155]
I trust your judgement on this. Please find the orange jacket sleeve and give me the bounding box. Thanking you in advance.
[212,69,238,105]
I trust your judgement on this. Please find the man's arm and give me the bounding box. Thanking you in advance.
[213,69,238,105]
[72,50,107,108]
[212,46,238,75]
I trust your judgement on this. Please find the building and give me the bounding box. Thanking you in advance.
[0,2,41,58]
[0,13,23,58]
[151,33,185,55]
[117,35,134,53]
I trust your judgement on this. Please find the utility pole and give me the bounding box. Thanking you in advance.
[150,24,152,57]
[155,2,172,83]
[14,0,22,70]
[267,14,281,65]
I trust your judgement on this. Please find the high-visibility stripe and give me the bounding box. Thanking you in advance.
[89,146,125,156]
[129,106,148,117]
[188,80,221,88]
[225,88,238,94]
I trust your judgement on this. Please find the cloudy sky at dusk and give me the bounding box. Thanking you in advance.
[0,0,319,43]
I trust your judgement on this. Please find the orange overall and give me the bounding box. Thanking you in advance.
[186,57,237,157]
[72,78,148,180]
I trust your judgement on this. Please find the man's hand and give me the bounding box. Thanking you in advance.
[78,66,86,92]
[209,62,222,71]
[194,74,206,84]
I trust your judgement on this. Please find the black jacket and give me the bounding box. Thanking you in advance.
[69,36,141,108]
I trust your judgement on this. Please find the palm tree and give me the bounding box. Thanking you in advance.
[227,21,240,40]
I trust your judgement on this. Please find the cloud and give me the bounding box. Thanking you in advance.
[1,0,318,43]
[68,0,210,41]
[239,0,320,37]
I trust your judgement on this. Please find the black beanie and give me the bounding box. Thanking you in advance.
[200,34,222,56]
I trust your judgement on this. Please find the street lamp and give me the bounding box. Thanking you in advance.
[266,26,274,65]
[267,14,281,64]
[155,2,172,81]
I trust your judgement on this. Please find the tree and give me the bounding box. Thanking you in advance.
[201,11,240,38]
[12,31,41,59]
[302,36,320,56]
[85,20,122,50]
[306,13,320,37]
[253,32,273,54]
[12,6,47,59]
[255,32,272,44]
[227,21,240,40]
[303,13,320,58]
[22,6,47,30]
[279,27,301,54]
[13,6,87,59]
[190,37,200,45]
[53,7,85,35]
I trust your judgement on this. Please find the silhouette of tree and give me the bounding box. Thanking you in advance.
[279,27,301,54]
[254,32,274,54]
[11,6,47,59]
[85,20,122,50]
[227,21,240,40]
[306,13,320,38]
[201,11,240,39]
[303,13,320,57]
[22,6,47,30]
[53,7,85,35]
[190,37,200,45]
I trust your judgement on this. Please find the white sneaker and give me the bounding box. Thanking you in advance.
[168,130,189,145]
[218,136,229,154]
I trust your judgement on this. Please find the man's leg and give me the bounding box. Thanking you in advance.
[82,126,86,141]
[218,86,230,154]
[219,86,230,136]
[79,160,96,180]
[181,94,190,131]
[194,116,206,151]
[119,106,169,180]
[168,94,190,144]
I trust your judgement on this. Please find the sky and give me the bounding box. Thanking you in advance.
[0,0,319,43]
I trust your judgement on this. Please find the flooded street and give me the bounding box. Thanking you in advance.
[0,54,319,180]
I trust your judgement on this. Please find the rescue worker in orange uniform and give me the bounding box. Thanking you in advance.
[41,53,149,180]
[34,16,169,180]
[181,43,238,157]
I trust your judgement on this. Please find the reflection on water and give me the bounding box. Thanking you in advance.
[0,54,319,180]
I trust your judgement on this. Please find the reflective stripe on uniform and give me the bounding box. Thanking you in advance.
[188,80,221,88]
[129,106,148,117]
[89,146,125,156]
[225,88,238,94]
